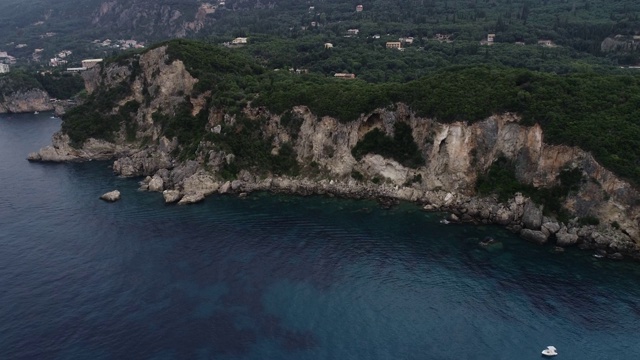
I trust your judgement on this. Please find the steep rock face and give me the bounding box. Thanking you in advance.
[91,0,216,39]
[29,46,640,259]
[601,37,640,53]
[0,89,53,113]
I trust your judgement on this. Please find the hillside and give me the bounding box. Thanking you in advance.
[1,0,639,73]
[30,40,640,259]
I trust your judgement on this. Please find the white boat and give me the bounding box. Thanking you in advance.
[541,346,557,357]
[33,111,39,114]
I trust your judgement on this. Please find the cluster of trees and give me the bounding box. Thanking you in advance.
[0,72,43,96]
[0,71,84,99]
[62,82,132,146]
[352,122,425,168]
[202,0,640,68]
[476,157,585,222]
[35,72,85,99]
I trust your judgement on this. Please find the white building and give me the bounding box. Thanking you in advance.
[0,63,10,74]
[81,59,103,69]
[231,37,248,45]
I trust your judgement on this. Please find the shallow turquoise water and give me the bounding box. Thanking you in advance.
[1,113,640,359]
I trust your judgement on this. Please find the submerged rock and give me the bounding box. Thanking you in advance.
[100,190,121,202]
[520,229,548,244]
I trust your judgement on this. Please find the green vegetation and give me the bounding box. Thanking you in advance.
[35,72,85,99]
[210,116,299,178]
[0,70,84,100]
[61,81,133,145]
[476,157,585,221]
[1,0,640,75]
[352,122,425,168]
[0,72,43,96]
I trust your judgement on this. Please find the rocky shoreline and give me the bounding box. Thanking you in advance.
[131,167,637,261]
[27,125,640,262]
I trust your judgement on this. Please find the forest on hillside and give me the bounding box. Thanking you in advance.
[0,0,639,75]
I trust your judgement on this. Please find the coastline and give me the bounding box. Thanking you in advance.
[140,172,633,261]
[27,117,640,262]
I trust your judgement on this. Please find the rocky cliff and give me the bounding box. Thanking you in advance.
[0,89,53,113]
[29,45,640,260]
[91,0,217,39]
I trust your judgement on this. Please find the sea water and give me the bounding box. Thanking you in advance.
[1,113,640,360]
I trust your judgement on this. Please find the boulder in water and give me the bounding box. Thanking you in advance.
[100,190,121,202]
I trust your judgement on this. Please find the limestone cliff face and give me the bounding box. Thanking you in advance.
[29,45,640,259]
[91,0,216,39]
[287,106,640,245]
[0,89,53,113]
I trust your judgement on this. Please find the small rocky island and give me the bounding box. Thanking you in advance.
[100,190,121,202]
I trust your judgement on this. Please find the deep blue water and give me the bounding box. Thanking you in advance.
[2,113,640,360]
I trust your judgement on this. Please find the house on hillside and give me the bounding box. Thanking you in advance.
[334,73,356,79]
[433,33,453,43]
[400,37,414,45]
[232,37,248,45]
[324,42,334,49]
[386,41,402,49]
[347,29,359,36]
[538,39,556,47]
[0,63,9,74]
[356,4,363,12]
[82,59,103,69]
[50,58,67,67]
[480,33,495,46]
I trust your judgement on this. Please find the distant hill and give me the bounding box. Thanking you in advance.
[0,0,639,71]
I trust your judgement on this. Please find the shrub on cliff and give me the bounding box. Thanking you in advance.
[352,122,425,168]
[477,157,585,221]
[0,72,43,96]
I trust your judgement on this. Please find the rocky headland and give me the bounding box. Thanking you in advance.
[28,44,640,260]
[0,89,54,114]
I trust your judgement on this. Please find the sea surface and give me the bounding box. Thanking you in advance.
[2,113,640,360]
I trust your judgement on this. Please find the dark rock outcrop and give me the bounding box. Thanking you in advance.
[0,89,53,114]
